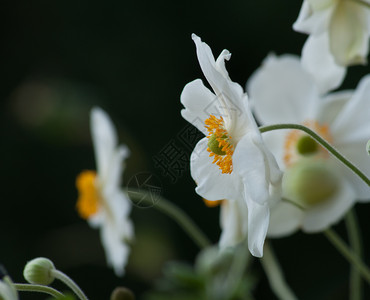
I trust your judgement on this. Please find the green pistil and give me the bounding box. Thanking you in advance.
[297,135,318,155]
[208,134,226,155]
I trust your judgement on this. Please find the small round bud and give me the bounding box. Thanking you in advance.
[296,135,318,155]
[284,159,339,207]
[23,257,56,285]
[110,287,135,300]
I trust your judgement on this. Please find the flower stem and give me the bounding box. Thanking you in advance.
[345,209,363,300]
[127,188,212,249]
[14,283,64,298]
[260,242,297,300]
[324,228,370,285]
[259,124,370,186]
[51,269,89,300]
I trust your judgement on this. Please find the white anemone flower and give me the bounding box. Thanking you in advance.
[293,0,370,93]
[247,54,370,237]
[76,107,133,276]
[181,34,282,257]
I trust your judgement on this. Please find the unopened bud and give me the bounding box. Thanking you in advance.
[283,159,339,207]
[110,287,135,300]
[23,257,55,285]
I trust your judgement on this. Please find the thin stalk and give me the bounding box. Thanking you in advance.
[14,283,64,298]
[260,124,370,186]
[345,209,363,300]
[52,269,89,300]
[127,188,211,249]
[260,242,297,300]
[324,229,370,284]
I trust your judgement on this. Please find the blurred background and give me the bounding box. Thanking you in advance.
[1,0,370,299]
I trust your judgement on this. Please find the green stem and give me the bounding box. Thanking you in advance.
[14,283,64,298]
[259,124,370,186]
[324,228,370,284]
[127,188,211,249]
[260,242,297,300]
[52,269,89,300]
[345,209,363,300]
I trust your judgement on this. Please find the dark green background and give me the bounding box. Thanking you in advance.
[1,1,369,299]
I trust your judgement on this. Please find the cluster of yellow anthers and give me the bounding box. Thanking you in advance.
[76,170,100,219]
[284,120,332,167]
[205,115,234,174]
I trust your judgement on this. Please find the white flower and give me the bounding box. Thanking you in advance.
[76,107,133,276]
[181,34,282,257]
[247,54,370,237]
[293,0,370,93]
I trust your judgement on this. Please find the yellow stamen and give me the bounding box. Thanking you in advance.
[205,115,234,174]
[203,198,223,207]
[76,170,100,219]
[284,120,333,167]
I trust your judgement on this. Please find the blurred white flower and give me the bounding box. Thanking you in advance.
[76,107,133,276]
[248,54,370,237]
[293,0,370,93]
[181,34,282,257]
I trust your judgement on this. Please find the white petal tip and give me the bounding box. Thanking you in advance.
[191,33,200,41]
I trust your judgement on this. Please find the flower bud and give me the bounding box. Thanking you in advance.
[283,159,339,207]
[110,287,135,300]
[23,257,55,285]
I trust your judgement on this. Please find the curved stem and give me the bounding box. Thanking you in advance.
[14,283,64,298]
[345,209,363,300]
[127,188,211,249]
[259,124,370,186]
[260,242,297,300]
[52,269,89,300]
[324,228,370,284]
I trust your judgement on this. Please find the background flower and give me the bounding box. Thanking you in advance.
[248,54,370,236]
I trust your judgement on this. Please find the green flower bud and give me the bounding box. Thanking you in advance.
[207,134,226,155]
[23,257,55,285]
[283,159,339,207]
[110,287,135,300]
[296,135,318,155]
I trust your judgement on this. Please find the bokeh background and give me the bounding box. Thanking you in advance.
[1,0,370,299]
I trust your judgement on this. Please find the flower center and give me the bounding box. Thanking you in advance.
[284,120,332,167]
[205,115,234,174]
[76,170,100,219]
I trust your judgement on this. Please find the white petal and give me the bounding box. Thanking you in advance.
[100,220,131,276]
[301,34,346,94]
[180,79,218,135]
[91,107,118,181]
[331,75,370,145]
[260,130,287,171]
[191,34,246,123]
[316,90,352,125]
[302,175,356,232]
[190,138,243,201]
[293,0,334,35]
[219,199,248,248]
[103,145,130,193]
[233,133,270,205]
[246,197,270,257]
[248,54,319,124]
[267,201,304,237]
[329,1,369,66]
